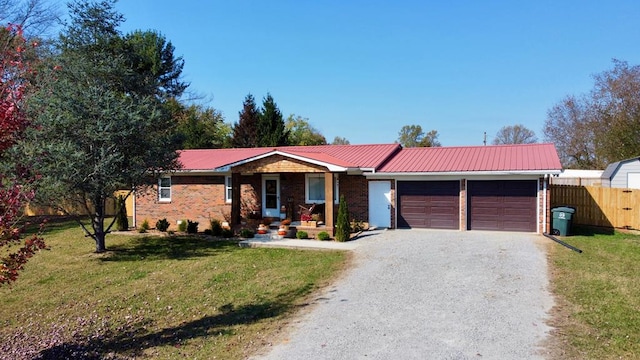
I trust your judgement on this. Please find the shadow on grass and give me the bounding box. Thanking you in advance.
[21,216,83,236]
[35,288,310,359]
[102,236,240,261]
[573,225,615,236]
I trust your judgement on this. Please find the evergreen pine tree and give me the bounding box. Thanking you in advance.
[115,195,129,231]
[257,93,289,147]
[335,195,351,242]
[231,94,259,147]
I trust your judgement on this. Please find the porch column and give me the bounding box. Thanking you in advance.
[324,172,334,235]
[231,173,241,227]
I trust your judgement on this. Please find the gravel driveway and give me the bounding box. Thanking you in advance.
[253,229,554,360]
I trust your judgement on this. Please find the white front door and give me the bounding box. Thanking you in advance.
[262,175,280,217]
[369,181,391,228]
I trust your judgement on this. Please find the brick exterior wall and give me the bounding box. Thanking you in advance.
[135,176,230,230]
[135,171,373,231]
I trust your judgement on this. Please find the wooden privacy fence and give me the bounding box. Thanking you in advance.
[551,185,640,229]
[24,190,134,217]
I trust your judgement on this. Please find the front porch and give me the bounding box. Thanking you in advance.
[242,219,331,240]
[228,154,339,236]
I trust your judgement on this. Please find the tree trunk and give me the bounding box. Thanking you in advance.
[93,195,107,253]
[95,231,106,253]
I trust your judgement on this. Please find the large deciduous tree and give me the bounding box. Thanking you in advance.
[544,60,640,169]
[419,129,441,147]
[285,114,326,146]
[0,0,60,38]
[0,25,46,284]
[397,125,441,147]
[492,124,538,145]
[170,99,230,149]
[397,124,423,147]
[26,0,182,253]
[331,136,350,145]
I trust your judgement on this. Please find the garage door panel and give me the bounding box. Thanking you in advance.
[398,181,459,229]
[468,180,537,232]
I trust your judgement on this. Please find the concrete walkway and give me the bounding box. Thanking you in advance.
[251,229,554,360]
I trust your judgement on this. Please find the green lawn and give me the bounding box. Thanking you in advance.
[0,220,349,359]
[548,228,640,359]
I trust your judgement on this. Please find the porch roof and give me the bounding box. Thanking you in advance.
[177,144,401,172]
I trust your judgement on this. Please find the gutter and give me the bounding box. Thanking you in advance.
[366,170,563,177]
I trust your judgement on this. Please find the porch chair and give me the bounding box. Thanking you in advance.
[298,203,316,221]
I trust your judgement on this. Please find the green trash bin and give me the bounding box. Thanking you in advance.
[552,206,576,236]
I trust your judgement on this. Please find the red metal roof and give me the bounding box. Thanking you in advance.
[378,143,562,173]
[177,144,401,171]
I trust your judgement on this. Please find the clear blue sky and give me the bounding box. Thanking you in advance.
[115,0,640,146]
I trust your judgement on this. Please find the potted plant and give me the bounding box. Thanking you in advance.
[280,219,291,230]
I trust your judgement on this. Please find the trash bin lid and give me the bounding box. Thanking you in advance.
[552,206,575,214]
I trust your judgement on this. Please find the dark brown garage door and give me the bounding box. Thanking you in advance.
[398,181,459,229]
[468,180,537,232]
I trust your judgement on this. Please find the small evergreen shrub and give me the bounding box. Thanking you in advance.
[239,228,254,238]
[221,228,234,238]
[317,231,330,241]
[138,219,150,234]
[115,195,129,231]
[203,229,212,235]
[155,218,170,232]
[178,220,187,232]
[210,219,223,236]
[296,230,308,239]
[335,195,350,242]
[187,220,199,234]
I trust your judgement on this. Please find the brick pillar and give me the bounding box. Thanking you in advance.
[324,172,334,235]
[460,179,467,231]
[231,173,241,227]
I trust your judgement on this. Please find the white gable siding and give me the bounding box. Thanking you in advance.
[611,160,640,188]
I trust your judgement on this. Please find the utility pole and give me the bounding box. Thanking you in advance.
[483,132,487,146]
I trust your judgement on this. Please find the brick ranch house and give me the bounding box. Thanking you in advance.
[134,143,562,236]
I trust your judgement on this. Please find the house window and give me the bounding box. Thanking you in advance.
[158,176,171,202]
[225,176,232,203]
[305,174,339,204]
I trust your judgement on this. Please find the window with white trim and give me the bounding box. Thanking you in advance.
[225,176,232,203]
[305,174,339,204]
[158,176,171,202]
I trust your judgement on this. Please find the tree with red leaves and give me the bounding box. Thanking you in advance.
[0,24,46,285]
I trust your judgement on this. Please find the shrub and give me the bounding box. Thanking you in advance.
[155,218,170,232]
[221,229,234,238]
[115,194,129,231]
[317,231,330,241]
[296,231,308,239]
[138,219,150,234]
[335,195,350,242]
[203,229,212,235]
[187,220,199,234]
[239,228,254,238]
[178,220,187,232]
[351,219,366,232]
[210,219,223,236]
